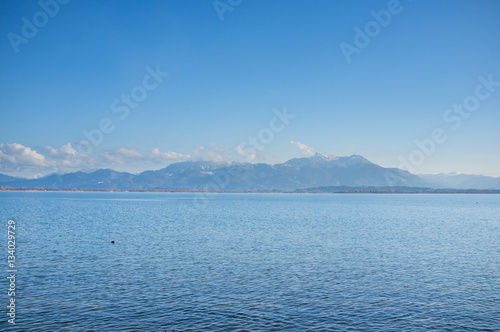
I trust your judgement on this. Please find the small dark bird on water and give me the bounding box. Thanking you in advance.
[111,241,115,244]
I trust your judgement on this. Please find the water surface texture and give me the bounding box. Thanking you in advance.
[1,192,499,331]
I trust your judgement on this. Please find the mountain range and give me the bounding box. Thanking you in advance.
[1,154,499,191]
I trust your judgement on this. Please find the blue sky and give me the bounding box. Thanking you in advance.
[1,0,499,178]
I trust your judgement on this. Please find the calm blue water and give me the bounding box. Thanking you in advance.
[0,192,499,331]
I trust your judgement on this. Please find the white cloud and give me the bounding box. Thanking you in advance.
[189,145,230,162]
[101,153,126,165]
[100,147,145,165]
[0,142,102,176]
[43,142,77,159]
[44,142,96,169]
[115,147,143,159]
[149,148,191,162]
[194,145,205,155]
[0,142,193,177]
[26,173,45,179]
[0,143,49,168]
[235,145,256,160]
[290,140,315,157]
[75,140,91,149]
[201,151,225,162]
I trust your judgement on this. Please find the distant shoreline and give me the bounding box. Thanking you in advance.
[1,187,500,194]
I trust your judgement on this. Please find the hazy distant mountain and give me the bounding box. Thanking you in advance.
[419,173,500,190]
[0,154,497,191]
[134,154,427,191]
[133,160,232,189]
[0,174,20,183]
[1,169,136,189]
[272,154,426,190]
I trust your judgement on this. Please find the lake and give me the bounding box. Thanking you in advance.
[1,192,499,331]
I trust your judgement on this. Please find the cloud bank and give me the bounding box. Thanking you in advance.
[290,141,315,157]
[0,142,193,177]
